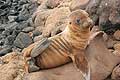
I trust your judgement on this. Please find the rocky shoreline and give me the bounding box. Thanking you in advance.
[0,0,120,80]
[0,0,38,56]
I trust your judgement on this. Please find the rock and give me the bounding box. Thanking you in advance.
[46,0,62,9]
[14,32,33,49]
[0,52,25,80]
[32,30,42,37]
[0,47,12,56]
[113,43,120,57]
[0,39,5,46]
[23,31,120,80]
[33,35,44,42]
[86,0,120,34]
[23,63,85,80]
[85,32,120,80]
[8,16,17,22]
[111,64,120,80]
[114,43,120,50]
[57,0,72,8]
[113,30,120,40]
[4,35,16,45]
[0,0,38,24]
[103,33,108,41]
[0,26,5,34]
[70,0,90,11]
[22,27,34,33]
[43,7,71,37]
[33,9,53,31]
[106,38,116,49]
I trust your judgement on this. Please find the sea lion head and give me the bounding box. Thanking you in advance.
[68,9,93,31]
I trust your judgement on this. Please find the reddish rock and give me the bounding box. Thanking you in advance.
[114,43,120,50]
[46,0,63,9]
[43,7,71,37]
[23,63,85,80]
[113,43,120,57]
[86,32,120,80]
[23,31,120,80]
[33,10,53,32]
[114,30,120,40]
[112,64,120,80]
[70,0,90,11]
[0,52,25,80]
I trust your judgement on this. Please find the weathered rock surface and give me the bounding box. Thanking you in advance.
[70,0,90,11]
[43,7,71,37]
[23,63,85,80]
[111,64,120,80]
[22,27,34,33]
[0,31,120,80]
[0,52,25,80]
[0,0,38,55]
[86,0,120,34]
[14,32,33,49]
[114,30,120,40]
[85,32,120,80]
[33,10,53,32]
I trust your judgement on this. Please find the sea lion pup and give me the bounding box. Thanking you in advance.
[23,9,93,80]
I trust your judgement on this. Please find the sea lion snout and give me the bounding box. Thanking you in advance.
[83,18,94,29]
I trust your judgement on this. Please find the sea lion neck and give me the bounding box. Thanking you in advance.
[62,26,90,49]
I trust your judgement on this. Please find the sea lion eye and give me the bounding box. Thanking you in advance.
[76,19,80,24]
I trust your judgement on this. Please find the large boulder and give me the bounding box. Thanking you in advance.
[86,0,120,34]
[0,52,25,80]
[43,7,71,37]
[22,31,120,80]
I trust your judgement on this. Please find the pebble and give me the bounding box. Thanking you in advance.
[22,27,34,33]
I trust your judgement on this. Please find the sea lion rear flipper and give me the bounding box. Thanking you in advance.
[70,50,90,80]
[30,38,51,58]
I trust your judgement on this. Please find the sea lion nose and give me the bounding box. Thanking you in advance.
[83,19,94,29]
[87,18,94,28]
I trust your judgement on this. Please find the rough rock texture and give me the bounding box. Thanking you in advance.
[23,63,85,80]
[22,31,120,80]
[114,30,120,40]
[0,52,25,80]
[85,32,120,80]
[70,0,90,11]
[111,64,120,80]
[0,0,38,55]
[14,32,33,49]
[33,10,53,32]
[86,0,120,34]
[43,7,71,37]
[0,32,120,80]
[0,0,120,80]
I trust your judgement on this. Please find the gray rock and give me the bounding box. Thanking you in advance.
[22,27,34,33]
[0,27,5,34]
[0,39,5,46]
[32,30,42,37]
[14,32,33,49]
[0,47,12,56]
[4,35,16,45]
[33,35,44,42]
[8,16,17,22]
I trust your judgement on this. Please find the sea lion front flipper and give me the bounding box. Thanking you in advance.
[70,50,90,80]
[30,38,51,58]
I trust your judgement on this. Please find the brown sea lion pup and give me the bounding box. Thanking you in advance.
[23,9,93,80]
